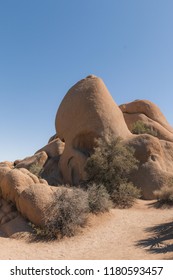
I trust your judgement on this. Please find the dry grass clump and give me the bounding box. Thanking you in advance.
[154,179,173,206]
[31,183,113,240]
[85,136,140,208]
[87,183,113,214]
[111,182,141,208]
[32,187,89,240]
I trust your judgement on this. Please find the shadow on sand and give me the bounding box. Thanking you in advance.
[147,201,173,209]
[135,221,173,255]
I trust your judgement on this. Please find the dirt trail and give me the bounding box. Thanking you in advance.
[0,200,173,260]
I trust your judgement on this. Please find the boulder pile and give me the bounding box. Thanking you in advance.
[1,75,173,236]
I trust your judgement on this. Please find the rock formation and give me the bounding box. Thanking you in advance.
[119,100,173,199]
[0,197,32,237]
[55,75,131,185]
[120,100,173,142]
[1,75,173,236]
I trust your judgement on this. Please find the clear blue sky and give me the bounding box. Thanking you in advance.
[0,0,173,162]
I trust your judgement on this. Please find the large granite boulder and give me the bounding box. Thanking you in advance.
[120,99,173,142]
[125,134,173,199]
[0,197,31,237]
[0,164,71,227]
[35,138,65,185]
[120,99,173,133]
[0,168,41,204]
[0,166,48,227]
[35,138,64,158]
[119,99,173,198]
[15,151,48,171]
[55,75,131,185]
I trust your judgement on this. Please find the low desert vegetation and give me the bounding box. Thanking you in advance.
[44,187,90,239]
[111,182,141,208]
[31,184,112,239]
[87,183,113,213]
[132,120,157,137]
[85,136,141,208]
[32,187,89,239]
[31,136,141,240]
[154,178,173,206]
[28,163,43,178]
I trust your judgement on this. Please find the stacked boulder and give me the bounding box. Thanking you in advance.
[120,100,173,199]
[1,75,173,236]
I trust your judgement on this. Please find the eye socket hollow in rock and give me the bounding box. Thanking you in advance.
[72,131,99,156]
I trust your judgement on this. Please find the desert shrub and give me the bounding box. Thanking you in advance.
[111,182,141,208]
[28,222,52,240]
[132,120,157,137]
[87,183,113,214]
[41,187,89,239]
[28,163,43,177]
[154,178,173,206]
[85,136,140,208]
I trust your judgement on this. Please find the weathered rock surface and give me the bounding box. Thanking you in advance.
[1,75,173,237]
[1,168,41,203]
[35,138,65,185]
[119,99,173,198]
[15,151,48,171]
[17,183,56,226]
[48,134,59,143]
[120,100,173,142]
[122,113,173,142]
[0,197,31,237]
[40,156,64,186]
[0,163,12,183]
[125,134,173,199]
[120,99,173,134]
[0,165,69,228]
[55,75,131,185]
[0,215,32,237]
[0,166,49,229]
[35,138,64,158]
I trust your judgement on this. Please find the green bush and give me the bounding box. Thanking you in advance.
[85,136,140,208]
[132,120,157,137]
[40,187,89,239]
[87,183,113,214]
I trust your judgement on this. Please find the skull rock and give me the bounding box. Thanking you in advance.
[55,75,131,185]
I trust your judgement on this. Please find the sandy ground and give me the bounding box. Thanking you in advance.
[0,199,173,260]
